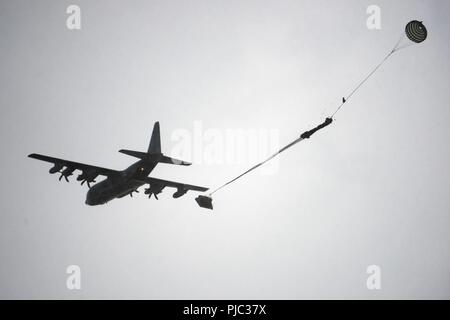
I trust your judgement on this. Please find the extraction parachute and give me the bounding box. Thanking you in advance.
[196,20,428,210]
[405,20,428,43]
[385,20,429,54]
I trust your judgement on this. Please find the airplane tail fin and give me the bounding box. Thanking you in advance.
[118,121,192,166]
[148,121,161,154]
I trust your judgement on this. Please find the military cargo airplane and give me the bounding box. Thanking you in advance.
[28,122,208,205]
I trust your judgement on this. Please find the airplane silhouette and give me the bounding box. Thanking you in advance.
[28,122,208,205]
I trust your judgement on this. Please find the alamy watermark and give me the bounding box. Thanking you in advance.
[66,5,81,30]
[366,5,381,30]
[170,121,280,175]
[366,265,382,290]
[66,265,81,290]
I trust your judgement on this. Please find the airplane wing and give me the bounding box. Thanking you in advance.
[28,153,120,183]
[139,176,208,192]
[135,176,208,199]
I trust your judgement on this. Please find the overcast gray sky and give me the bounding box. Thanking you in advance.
[1,0,449,299]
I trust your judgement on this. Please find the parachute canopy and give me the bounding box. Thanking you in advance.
[405,20,427,43]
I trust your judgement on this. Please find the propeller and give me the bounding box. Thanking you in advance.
[59,167,75,182]
[129,189,139,197]
[59,172,72,182]
[77,170,99,188]
[80,179,96,188]
[147,192,159,200]
[144,185,163,200]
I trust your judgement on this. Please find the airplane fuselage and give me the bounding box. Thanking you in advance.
[85,160,156,205]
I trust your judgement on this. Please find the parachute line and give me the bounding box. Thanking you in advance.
[199,21,427,204]
[209,136,305,196]
[330,49,395,117]
[392,32,407,52]
[393,42,415,52]
[208,118,333,196]
[330,28,421,118]
[208,40,401,196]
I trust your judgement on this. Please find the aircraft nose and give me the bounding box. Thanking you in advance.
[85,196,93,206]
[85,189,95,206]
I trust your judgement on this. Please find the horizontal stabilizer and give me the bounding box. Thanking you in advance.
[119,150,191,166]
[159,155,191,166]
[119,149,149,159]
